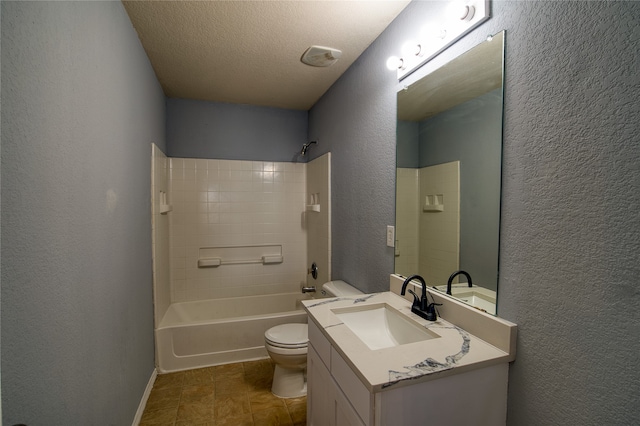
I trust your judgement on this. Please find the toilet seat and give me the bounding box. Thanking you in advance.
[265,323,308,349]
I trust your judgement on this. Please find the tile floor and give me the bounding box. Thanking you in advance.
[140,358,306,426]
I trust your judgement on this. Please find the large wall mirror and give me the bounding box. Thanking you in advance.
[395,31,505,314]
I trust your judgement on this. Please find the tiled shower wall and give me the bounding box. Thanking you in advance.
[395,168,419,276]
[394,162,460,286]
[418,161,460,285]
[306,153,331,286]
[168,158,308,303]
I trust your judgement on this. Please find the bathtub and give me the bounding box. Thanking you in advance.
[155,292,309,372]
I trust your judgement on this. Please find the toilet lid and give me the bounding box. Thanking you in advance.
[265,324,308,348]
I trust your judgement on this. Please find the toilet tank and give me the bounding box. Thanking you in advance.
[321,280,364,297]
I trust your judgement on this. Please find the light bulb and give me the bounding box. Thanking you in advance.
[420,23,447,41]
[386,56,404,71]
[401,40,422,57]
[447,1,475,21]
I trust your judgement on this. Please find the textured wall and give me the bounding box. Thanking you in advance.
[308,19,399,292]
[310,1,640,424]
[1,2,165,424]
[166,98,308,162]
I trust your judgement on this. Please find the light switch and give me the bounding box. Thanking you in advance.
[386,226,395,247]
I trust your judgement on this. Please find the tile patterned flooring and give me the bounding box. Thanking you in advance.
[140,359,306,426]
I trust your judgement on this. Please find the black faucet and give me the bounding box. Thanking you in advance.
[400,275,441,321]
[446,270,473,295]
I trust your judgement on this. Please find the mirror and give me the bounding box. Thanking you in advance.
[395,31,505,314]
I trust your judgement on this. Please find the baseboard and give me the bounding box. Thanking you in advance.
[132,367,158,426]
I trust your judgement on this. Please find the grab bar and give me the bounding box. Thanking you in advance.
[197,255,283,268]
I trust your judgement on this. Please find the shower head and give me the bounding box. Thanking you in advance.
[301,141,317,156]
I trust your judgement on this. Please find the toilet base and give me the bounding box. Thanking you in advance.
[271,364,307,398]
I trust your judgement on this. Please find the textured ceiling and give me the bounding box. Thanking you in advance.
[122,1,410,111]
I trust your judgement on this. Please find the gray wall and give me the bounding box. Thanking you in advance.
[310,1,639,425]
[166,97,308,162]
[1,2,165,424]
[418,89,502,291]
[396,120,419,168]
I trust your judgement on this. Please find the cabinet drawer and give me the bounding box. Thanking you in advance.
[308,318,331,369]
[331,347,371,425]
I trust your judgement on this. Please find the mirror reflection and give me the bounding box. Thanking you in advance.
[395,31,505,314]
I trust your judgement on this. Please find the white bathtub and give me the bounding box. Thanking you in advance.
[155,292,309,372]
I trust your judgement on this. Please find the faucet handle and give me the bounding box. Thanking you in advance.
[425,302,443,321]
[407,289,421,307]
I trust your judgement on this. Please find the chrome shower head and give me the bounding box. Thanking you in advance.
[300,141,317,156]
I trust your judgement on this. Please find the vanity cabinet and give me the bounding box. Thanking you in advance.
[307,318,510,426]
[308,344,366,426]
[307,314,368,426]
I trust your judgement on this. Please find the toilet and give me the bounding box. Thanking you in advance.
[264,280,363,398]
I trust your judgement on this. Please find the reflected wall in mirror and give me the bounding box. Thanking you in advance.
[395,31,505,315]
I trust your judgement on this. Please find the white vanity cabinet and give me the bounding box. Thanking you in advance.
[308,344,366,426]
[307,317,511,426]
[307,316,368,426]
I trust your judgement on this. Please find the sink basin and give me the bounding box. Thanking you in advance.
[433,285,497,315]
[332,303,438,350]
[453,291,496,314]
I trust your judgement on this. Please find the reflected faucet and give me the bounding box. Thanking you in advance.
[446,270,473,295]
[400,275,441,321]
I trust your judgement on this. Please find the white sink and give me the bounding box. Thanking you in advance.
[433,285,497,315]
[453,291,496,314]
[332,303,438,350]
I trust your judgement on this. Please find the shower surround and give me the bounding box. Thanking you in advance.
[168,156,308,302]
[151,144,331,371]
[395,162,460,284]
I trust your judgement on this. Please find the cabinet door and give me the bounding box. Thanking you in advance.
[335,384,366,426]
[308,344,336,426]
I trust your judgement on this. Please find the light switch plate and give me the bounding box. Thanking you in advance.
[386,226,395,247]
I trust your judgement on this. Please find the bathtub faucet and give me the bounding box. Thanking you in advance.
[301,286,316,294]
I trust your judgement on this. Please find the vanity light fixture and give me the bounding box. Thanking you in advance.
[387,0,490,80]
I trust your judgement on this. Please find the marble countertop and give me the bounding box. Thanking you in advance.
[302,291,514,393]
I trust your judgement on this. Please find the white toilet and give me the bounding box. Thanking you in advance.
[264,280,363,398]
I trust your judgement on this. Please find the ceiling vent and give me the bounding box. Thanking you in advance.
[300,46,342,67]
